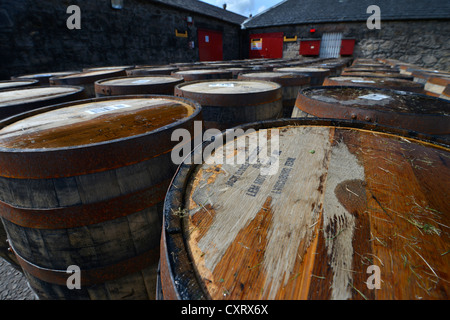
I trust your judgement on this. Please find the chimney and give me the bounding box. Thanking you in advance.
[223,3,227,10]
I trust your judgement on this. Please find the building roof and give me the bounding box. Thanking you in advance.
[153,0,247,25]
[243,0,450,28]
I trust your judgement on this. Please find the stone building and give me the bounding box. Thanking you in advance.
[242,0,450,71]
[0,0,246,80]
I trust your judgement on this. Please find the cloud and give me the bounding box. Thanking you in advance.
[210,0,255,16]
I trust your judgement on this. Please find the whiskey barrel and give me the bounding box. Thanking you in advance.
[274,67,331,85]
[172,69,233,82]
[50,69,127,97]
[238,72,311,117]
[292,86,450,136]
[175,79,282,130]
[127,67,179,77]
[411,70,450,85]
[222,67,253,79]
[343,67,399,73]
[440,85,450,101]
[0,79,39,91]
[95,76,184,97]
[0,95,202,300]
[83,65,135,72]
[323,76,425,93]
[159,118,450,300]
[0,86,86,121]
[11,71,80,86]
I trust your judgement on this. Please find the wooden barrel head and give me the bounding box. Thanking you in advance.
[83,65,135,72]
[0,86,86,121]
[274,67,331,85]
[294,86,450,135]
[344,67,399,73]
[127,67,179,76]
[95,75,184,96]
[175,80,283,130]
[238,72,311,87]
[340,71,414,81]
[0,95,202,179]
[11,71,80,86]
[323,76,425,93]
[172,69,233,82]
[160,119,450,300]
[0,79,39,91]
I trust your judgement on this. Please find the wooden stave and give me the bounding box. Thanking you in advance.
[0,86,87,122]
[94,75,184,97]
[158,118,450,300]
[0,95,203,300]
[293,86,450,136]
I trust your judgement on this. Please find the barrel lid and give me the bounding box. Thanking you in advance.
[163,118,450,300]
[175,69,232,75]
[324,76,424,92]
[344,67,400,73]
[340,71,414,81]
[0,79,39,90]
[238,72,311,87]
[175,80,282,107]
[96,76,183,86]
[50,69,128,85]
[12,71,80,80]
[275,67,331,76]
[295,86,450,134]
[0,86,83,108]
[0,97,195,150]
[83,65,135,72]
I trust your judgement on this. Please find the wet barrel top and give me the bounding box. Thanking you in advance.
[50,68,127,84]
[95,76,184,96]
[0,95,202,178]
[161,119,450,300]
[295,86,450,135]
[0,79,39,90]
[0,97,195,150]
[175,80,282,106]
[323,76,424,93]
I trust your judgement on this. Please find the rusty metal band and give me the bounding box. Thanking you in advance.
[175,80,282,107]
[158,228,180,300]
[10,242,159,287]
[0,95,203,179]
[294,87,450,135]
[0,178,171,229]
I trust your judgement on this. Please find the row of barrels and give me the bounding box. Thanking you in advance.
[0,55,448,300]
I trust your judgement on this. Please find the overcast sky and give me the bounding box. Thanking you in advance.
[200,0,284,18]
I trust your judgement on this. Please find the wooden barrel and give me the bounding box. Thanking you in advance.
[222,67,253,79]
[175,79,283,131]
[127,67,179,77]
[0,79,39,91]
[95,76,184,97]
[238,72,311,118]
[50,69,127,98]
[0,86,86,121]
[83,66,135,72]
[340,71,414,81]
[0,95,202,300]
[274,67,331,85]
[292,86,450,136]
[424,77,450,97]
[344,67,399,74]
[172,69,233,82]
[11,71,80,86]
[323,76,425,93]
[159,118,450,300]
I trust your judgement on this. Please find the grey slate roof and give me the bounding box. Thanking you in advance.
[243,0,450,28]
[152,0,247,25]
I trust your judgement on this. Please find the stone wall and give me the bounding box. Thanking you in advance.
[245,19,450,71]
[0,0,243,80]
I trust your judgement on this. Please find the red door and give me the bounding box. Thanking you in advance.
[249,32,283,59]
[198,29,223,62]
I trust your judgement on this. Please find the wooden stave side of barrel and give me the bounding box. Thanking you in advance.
[292,86,450,136]
[0,95,203,300]
[158,118,450,300]
[323,76,425,93]
[0,86,87,122]
[94,75,184,97]
[174,80,283,131]
[50,69,128,98]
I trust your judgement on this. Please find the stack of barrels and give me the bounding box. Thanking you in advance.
[0,54,448,301]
